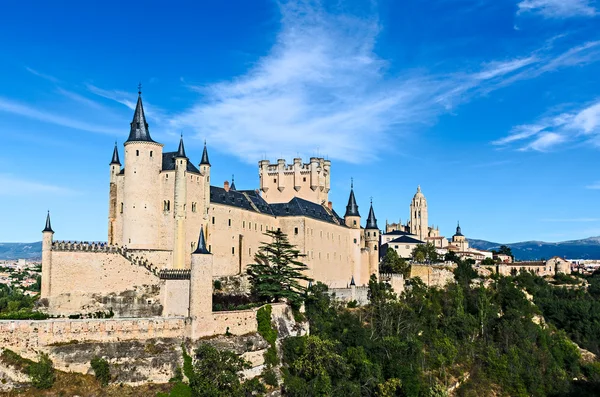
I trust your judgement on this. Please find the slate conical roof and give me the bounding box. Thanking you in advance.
[200,141,210,165]
[110,142,121,165]
[126,92,155,143]
[175,135,187,158]
[193,228,210,254]
[344,182,360,217]
[230,175,236,191]
[454,222,464,237]
[42,211,54,233]
[350,275,356,286]
[366,202,378,230]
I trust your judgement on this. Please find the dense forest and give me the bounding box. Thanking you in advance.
[277,265,600,396]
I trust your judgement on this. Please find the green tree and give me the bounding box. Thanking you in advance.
[444,250,459,263]
[379,249,410,277]
[90,356,110,386]
[28,352,55,389]
[247,230,312,307]
[411,242,439,264]
[481,257,495,267]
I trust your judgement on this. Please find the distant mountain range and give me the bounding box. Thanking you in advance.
[2,237,600,261]
[469,237,600,261]
[0,242,42,261]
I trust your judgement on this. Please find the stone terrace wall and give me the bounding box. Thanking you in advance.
[0,317,188,353]
[410,265,455,288]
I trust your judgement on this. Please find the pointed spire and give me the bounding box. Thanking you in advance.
[200,140,210,166]
[126,88,155,143]
[230,175,236,191]
[193,227,210,254]
[366,199,378,230]
[344,178,360,217]
[175,134,187,158]
[110,141,121,165]
[350,275,356,286]
[454,221,463,236]
[42,211,54,233]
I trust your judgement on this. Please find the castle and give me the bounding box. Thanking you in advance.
[40,90,381,324]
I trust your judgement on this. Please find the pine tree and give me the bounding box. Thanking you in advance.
[247,230,312,307]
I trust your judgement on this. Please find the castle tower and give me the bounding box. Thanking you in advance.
[173,135,188,269]
[365,200,380,278]
[108,142,121,245]
[409,186,428,241]
[344,179,360,229]
[190,227,214,339]
[199,142,211,220]
[40,211,54,299]
[121,89,164,249]
[258,157,330,204]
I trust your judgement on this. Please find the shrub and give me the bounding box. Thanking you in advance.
[213,280,222,290]
[90,356,110,386]
[263,367,279,387]
[28,352,55,389]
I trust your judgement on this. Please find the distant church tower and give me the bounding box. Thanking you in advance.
[409,186,428,241]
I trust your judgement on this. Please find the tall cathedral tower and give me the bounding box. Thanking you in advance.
[409,186,428,241]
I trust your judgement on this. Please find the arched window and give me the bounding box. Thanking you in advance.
[150,151,153,158]
[136,150,139,156]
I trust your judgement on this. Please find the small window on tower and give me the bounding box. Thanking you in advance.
[212,217,215,224]
[228,219,231,227]
[294,227,299,235]
[120,203,123,213]
[150,151,153,157]
[232,247,235,255]
[274,178,277,183]
[303,177,306,182]
[136,150,139,156]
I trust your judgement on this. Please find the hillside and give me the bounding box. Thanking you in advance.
[0,242,42,260]
[469,236,600,261]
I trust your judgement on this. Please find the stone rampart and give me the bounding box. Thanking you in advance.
[328,286,369,305]
[410,264,455,288]
[0,317,189,353]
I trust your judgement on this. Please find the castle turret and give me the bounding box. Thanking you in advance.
[365,200,380,278]
[344,179,360,229]
[199,141,211,220]
[122,89,164,249]
[108,142,121,244]
[173,135,188,269]
[41,211,54,299]
[190,227,214,339]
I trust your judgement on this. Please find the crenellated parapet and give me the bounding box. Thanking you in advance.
[159,269,191,280]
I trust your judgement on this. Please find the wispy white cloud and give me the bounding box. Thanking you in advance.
[168,2,600,163]
[0,97,120,135]
[517,0,598,18]
[0,174,78,196]
[495,100,600,151]
[25,67,60,83]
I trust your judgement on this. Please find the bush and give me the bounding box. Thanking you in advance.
[263,367,279,387]
[213,280,222,290]
[28,352,55,389]
[90,356,110,386]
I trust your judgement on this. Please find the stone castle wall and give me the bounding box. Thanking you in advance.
[410,265,455,288]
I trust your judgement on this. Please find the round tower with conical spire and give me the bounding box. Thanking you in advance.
[344,179,360,229]
[365,199,380,278]
[108,142,121,245]
[190,226,214,338]
[122,87,164,249]
[199,141,211,220]
[173,135,189,269]
[41,211,54,299]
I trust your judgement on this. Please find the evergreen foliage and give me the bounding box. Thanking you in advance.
[411,242,439,263]
[247,230,312,307]
[28,352,55,389]
[379,248,410,277]
[278,264,598,396]
[90,356,110,386]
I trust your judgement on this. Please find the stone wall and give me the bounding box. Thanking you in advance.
[410,265,455,288]
[328,286,370,306]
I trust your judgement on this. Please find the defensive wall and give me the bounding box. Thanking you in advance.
[410,264,455,288]
[0,303,289,354]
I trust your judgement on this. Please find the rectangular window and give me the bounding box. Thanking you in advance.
[212,217,215,224]
[243,221,245,228]
[232,247,235,255]
[249,222,252,229]
[228,219,231,226]
[294,227,299,235]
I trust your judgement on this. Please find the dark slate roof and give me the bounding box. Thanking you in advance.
[210,187,344,225]
[126,94,155,143]
[366,204,378,229]
[230,176,236,191]
[384,230,414,236]
[161,152,200,174]
[454,222,464,237]
[42,211,54,233]
[344,188,360,217]
[389,235,424,244]
[110,143,121,165]
[175,136,187,158]
[193,228,210,254]
[200,143,210,165]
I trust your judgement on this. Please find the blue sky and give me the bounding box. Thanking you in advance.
[1,0,600,243]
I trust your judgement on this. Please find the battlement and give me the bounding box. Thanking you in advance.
[159,269,191,280]
[259,157,331,204]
